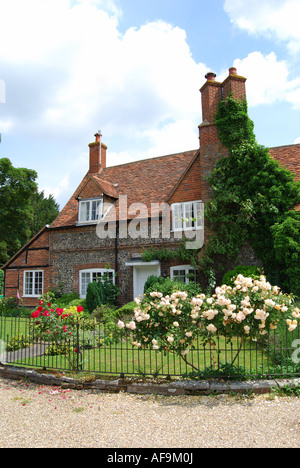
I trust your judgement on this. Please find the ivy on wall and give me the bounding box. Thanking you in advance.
[202,95,300,295]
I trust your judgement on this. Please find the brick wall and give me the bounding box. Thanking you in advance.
[4,229,50,307]
[168,153,202,204]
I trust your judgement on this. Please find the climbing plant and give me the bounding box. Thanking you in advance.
[201,95,300,295]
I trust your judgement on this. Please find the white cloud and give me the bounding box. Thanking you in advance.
[294,137,300,144]
[43,174,71,202]
[224,0,300,54]
[0,0,206,151]
[232,52,300,107]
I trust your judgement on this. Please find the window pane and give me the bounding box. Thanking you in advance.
[173,204,183,230]
[184,203,193,229]
[81,272,91,297]
[195,202,204,229]
[92,272,103,282]
[91,200,102,221]
[80,201,90,222]
[25,272,33,295]
[173,269,187,282]
[34,272,43,296]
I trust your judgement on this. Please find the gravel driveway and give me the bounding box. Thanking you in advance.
[0,376,299,448]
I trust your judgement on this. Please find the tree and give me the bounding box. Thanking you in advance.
[0,158,60,265]
[27,190,59,237]
[0,158,38,264]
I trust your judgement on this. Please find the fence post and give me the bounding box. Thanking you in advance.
[75,317,83,372]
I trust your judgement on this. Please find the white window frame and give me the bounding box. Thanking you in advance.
[78,197,103,224]
[79,268,115,299]
[171,201,204,232]
[23,270,44,297]
[170,265,196,285]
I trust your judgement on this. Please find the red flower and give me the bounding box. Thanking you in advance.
[31,310,40,318]
[47,302,52,307]
[56,308,64,316]
[42,310,50,317]
[37,306,43,312]
[77,305,84,313]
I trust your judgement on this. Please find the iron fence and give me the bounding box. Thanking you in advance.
[0,315,300,380]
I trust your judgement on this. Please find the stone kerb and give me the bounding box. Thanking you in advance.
[1,365,299,396]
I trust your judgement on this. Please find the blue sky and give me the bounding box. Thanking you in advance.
[0,0,300,208]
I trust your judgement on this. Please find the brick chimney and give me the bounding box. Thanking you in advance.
[88,131,107,174]
[198,67,247,203]
[222,67,247,101]
[200,72,222,124]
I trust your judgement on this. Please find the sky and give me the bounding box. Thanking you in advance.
[1,0,300,209]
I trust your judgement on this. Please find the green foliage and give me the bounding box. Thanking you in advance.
[144,275,166,294]
[45,343,73,356]
[222,266,262,288]
[0,158,37,264]
[86,281,105,313]
[271,212,300,294]
[0,296,18,316]
[6,333,31,351]
[67,298,87,310]
[27,190,59,236]
[116,301,136,316]
[143,276,202,300]
[53,291,80,308]
[203,95,300,296]
[214,95,255,148]
[0,158,59,266]
[141,240,199,267]
[101,271,119,305]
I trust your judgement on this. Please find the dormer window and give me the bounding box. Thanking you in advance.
[78,197,103,224]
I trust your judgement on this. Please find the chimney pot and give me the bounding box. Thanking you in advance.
[205,72,217,82]
[94,131,102,143]
[229,67,237,76]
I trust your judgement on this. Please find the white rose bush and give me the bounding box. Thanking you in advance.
[118,274,300,371]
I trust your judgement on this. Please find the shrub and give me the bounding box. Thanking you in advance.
[6,334,31,351]
[144,276,202,300]
[92,304,118,323]
[53,291,80,308]
[86,281,105,313]
[144,275,166,294]
[67,298,87,310]
[102,271,119,305]
[117,301,137,317]
[222,266,262,288]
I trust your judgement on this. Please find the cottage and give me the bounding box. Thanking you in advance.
[3,67,300,306]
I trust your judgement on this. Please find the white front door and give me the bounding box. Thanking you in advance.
[133,264,161,300]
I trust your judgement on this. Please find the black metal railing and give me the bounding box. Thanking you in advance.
[0,315,300,379]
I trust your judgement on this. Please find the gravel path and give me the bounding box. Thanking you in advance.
[0,376,300,448]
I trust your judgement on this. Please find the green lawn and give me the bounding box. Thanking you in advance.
[4,333,269,378]
[1,316,299,379]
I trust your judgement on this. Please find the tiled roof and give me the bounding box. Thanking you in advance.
[50,149,199,228]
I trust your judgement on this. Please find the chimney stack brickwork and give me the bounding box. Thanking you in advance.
[88,132,107,174]
[199,68,247,203]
